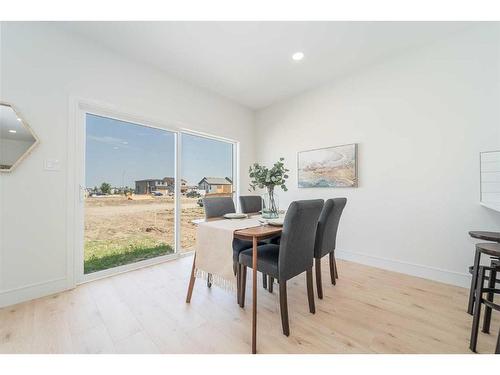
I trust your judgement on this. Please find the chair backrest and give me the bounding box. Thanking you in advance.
[203,196,236,219]
[239,195,262,214]
[314,198,347,259]
[278,199,324,280]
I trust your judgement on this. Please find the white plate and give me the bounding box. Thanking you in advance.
[267,219,284,226]
[224,213,248,219]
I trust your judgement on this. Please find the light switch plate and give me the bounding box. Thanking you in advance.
[44,158,61,171]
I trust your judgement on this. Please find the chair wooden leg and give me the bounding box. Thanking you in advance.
[279,280,290,336]
[482,267,497,333]
[236,263,241,305]
[315,258,323,299]
[262,273,267,289]
[186,254,197,303]
[306,268,315,314]
[470,266,485,352]
[334,256,339,279]
[496,328,500,354]
[468,248,481,315]
[329,252,336,286]
[240,265,247,308]
[268,277,274,293]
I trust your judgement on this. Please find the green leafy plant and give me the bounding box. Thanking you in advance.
[100,182,111,195]
[249,158,289,217]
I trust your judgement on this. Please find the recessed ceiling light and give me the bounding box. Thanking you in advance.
[292,52,304,61]
[9,129,17,133]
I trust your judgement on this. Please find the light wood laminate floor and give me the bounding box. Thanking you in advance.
[0,256,498,354]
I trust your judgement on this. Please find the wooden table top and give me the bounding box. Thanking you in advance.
[469,231,500,242]
[234,225,282,240]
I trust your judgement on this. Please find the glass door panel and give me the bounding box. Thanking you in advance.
[84,114,176,274]
[180,133,234,252]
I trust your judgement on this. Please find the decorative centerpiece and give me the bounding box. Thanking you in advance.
[249,158,289,219]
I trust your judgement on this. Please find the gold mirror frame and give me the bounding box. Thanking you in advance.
[0,101,40,173]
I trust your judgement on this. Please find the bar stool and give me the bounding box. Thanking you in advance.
[467,232,500,315]
[469,254,500,354]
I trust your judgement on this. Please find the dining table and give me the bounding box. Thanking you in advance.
[185,215,282,354]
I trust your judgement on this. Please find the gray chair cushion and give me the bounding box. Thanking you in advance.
[203,196,235,219]
[239,244,280,279]
[232,238,265,263]
[239,195,262,214]
[314,198,347,259]
[269,236,281,245]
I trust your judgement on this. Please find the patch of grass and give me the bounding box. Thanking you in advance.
[84,237,174,274]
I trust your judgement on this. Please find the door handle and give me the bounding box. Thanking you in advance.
[79,185,86,202]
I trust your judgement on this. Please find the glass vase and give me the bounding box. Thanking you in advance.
[262,188,279,219]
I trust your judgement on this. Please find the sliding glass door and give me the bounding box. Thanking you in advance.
[80,111,237,279]
[84,114,176,274]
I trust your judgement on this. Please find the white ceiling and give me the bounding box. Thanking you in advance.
[61,21,475,109]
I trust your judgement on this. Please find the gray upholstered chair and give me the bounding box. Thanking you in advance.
[239,195,262,214]
[203,196,236,219]
[313,198,347,299]
[238,199,324,336]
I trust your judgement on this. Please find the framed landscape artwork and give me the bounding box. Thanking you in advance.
[298,143,358,188]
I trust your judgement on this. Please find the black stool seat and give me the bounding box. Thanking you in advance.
[476,242,500,257]
[469,231,500,242]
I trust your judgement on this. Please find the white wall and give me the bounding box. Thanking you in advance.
[255,25,500,287]
[0,22,255,307]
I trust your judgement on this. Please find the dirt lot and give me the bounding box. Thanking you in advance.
[84,195,205,263]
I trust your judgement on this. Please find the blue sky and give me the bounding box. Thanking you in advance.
[85,114,233,188]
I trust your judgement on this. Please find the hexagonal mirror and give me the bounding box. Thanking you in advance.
[0,102,39,172]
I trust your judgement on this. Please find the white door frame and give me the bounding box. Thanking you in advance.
[67,97,239,285]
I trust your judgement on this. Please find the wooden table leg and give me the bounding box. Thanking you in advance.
[186,254,197,303]
[252,236,257,354]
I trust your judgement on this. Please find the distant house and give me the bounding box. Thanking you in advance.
[198,177,233,194]
[135,179,163,194]
[177,178,189,194]
[135,177,188,194]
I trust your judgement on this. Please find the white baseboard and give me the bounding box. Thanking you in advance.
[0,277,69,308]
[336,249,470,288]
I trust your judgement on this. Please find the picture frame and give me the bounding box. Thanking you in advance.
[297,143,358,188]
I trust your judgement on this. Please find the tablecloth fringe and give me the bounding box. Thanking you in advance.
[195,268,236,292]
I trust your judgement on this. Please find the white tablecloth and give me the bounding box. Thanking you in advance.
[195,218,261,290]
